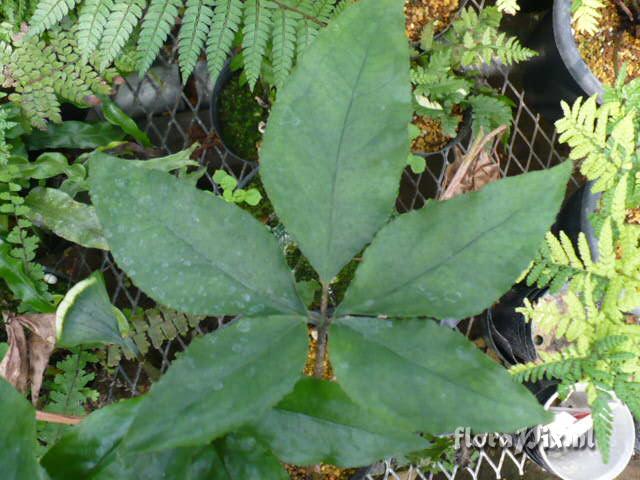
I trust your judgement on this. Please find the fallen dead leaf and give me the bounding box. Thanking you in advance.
[0,315,29,394]
[0,312,56,405]
[439,126,505,201]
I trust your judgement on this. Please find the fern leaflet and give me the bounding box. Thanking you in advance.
[28,0,77,36]
[178,0,215,81]
[242,0,274,90]
[137,0,183,76]
[99,0,144,71]
[271,7,297,88]
[206,0,243,83]
[77,0,113,60]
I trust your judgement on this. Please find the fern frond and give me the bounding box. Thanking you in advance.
[28,0,77,36]
[206,0,243,82]
[510,352,585,383]
[77,0,113,60]
[106,307,205,365]
[496,0,519,15]
[467,94,513,138]
[137,0,182,75]
[572,0,604,35]
[99,0,145,71]
[591,388,613,462]
[242,0,274,90]
[178,0,215,81]
[271,7,297,88]
[296,0,334,58]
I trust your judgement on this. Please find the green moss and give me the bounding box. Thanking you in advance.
[218,75,267,161]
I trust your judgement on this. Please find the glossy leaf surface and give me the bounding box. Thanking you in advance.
[260,0,411,281]
[89,156,305,316]
[251,377,429,467]
[331,317,552,433]
[338,163,572,318]
[123,315,308,452]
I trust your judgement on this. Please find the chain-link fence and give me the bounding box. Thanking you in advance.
[41,0,588,478]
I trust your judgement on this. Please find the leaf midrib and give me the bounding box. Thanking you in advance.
[337,321,527,413]
[324,45,371,277]
[352,206,524,309]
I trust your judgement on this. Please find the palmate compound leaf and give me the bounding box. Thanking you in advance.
[330,317,552,433]
[249,377,429,467]
[337,162,572,319]
[88,154,305,317]
[260,0,412,282]
[0,377,46,480]
[122,315,308,452]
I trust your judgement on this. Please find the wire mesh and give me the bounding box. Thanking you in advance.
[44,1,578,477]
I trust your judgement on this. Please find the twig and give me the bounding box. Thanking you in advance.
[36,411,83,425]
[272,0,328,27]
[438,125,507,201]
[615,0,635,22]
[313,282,330,378]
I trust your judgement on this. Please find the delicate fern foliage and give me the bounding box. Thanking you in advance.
[296,0,334,58]
[1,0,38,24]
[591,388,614,462]
[411,7,535,142]
[572,0,605,35]
[178,0,215,81]
[0,23,114,128]
[556,96,636,193]
[28,0,77,36]
[206,0,243,84]
[243,0,274,89]
[467,94,513,139]
[105,307,206,366]
[77,0,113,60]
[496,0,520,15]
[514,73,640,458]
[37,350,99,454]
[137,0,182,76]
[99,0,144,70]
[271,7,298,89]
[29,0,337,86]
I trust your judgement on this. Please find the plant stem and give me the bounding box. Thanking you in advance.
[271,0,327,27]
[36,411,83,425]
[313,282,330,378]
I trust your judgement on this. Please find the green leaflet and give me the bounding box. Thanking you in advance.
[260,0,411,282]
[250,377,429,467]
[25,187,108,251]
[337,162,572,319]
[25,121,125,150]
[0,238,54,313]
[123,315,308,453]
[56,271,130,348]
[41,398,209,480]
[0,378,46,480]
[89,155,305,316]
[212,434,289,479]
[100,97,151,147]
[330,317,552,433]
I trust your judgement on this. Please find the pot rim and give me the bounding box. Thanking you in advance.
[552,0,604,100]
[535,383,635,480]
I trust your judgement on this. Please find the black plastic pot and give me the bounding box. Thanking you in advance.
[520,0,604,122]
[483,185,587,364]
[210,58,263,172]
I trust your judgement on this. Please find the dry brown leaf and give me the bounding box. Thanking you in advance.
[0,312,56,405]
[0,314,29,394]
[439,126,505,201]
